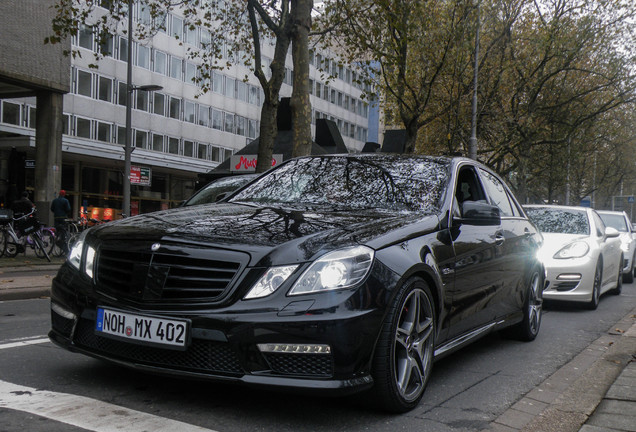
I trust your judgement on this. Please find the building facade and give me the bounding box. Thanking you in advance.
[0,2,372,221]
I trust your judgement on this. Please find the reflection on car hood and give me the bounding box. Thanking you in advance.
[90,203,439,265]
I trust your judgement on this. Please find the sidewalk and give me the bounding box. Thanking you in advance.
[0,248,64,300]
[1,254,635,431]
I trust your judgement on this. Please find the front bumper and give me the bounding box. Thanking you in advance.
[49,263,393,396]
[542,255,596,303]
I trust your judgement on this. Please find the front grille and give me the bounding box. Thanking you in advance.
[74,318,243,375]
[554,281,579,291]
[94,240,247,304]
[262,352,333,377]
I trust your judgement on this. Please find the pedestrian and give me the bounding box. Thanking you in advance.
[51,190,71,253]
[11,191,34,217]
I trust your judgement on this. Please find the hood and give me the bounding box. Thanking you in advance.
[89,203,440,266]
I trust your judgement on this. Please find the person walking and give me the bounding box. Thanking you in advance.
[50,190,71,253]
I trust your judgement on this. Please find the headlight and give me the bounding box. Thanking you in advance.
[84,245,96,278]
[620,242,630,252]
[68,231,88,271]
[554,241,589,259]
[244,265,299,299]
[289,246,374,296]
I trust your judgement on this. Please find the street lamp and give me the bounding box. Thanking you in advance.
[122,0,162,217]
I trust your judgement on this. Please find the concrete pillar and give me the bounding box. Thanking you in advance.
[34,90,64,226]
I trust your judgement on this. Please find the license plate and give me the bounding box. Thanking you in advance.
[95,307,189,350]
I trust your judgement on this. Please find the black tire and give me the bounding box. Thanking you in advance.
[614,256,623,295]
[587,259,602,310]
[371,277,436,413]
[506,265,543,341]
[34,230,54,258]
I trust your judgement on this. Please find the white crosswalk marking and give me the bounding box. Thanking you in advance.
[0,380,220,432]
[0,337,50,350]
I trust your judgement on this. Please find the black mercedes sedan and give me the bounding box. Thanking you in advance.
[49,154,544,412]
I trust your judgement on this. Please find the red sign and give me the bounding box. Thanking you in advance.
[130,166,151,186]
[230,154,283,172]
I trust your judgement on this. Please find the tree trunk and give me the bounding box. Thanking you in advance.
[290,0,313,157]
[255,98,279,173]
[403,119,419,153]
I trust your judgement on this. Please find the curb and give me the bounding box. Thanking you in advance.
[484,308,636,432]
[0,286,51,301]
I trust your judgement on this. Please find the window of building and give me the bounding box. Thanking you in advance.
[169,97,181,119]
[154,50,167,74]
[152,133,164,151]
[1,101,20,125]
[137,44,150,69]
[183,140,194,157]
[197,143,208,160]
[78,25,94,50]
[200,29,211,49]
[198,105,210,127]
[211,109,223,130]
[224,112,234,133]
[135,129,148,148]
[249,84,259,105]
[117,81,127,105]
[153,92,165,115]
[337,91,343,107]
[212,71,223,94]
[98,76,113,102]
[185,62,196,84]
[77,70,92,97]
[76,117,92,138]
[118,37,129,62]
[170,56,182,79]
[117,125,126,144]
[237,81,247,102]
[62,114,70,135]
[344,95,349,110]
[184,101,195,123]
[224,76,235,98]
[236,116,246,136]
[99,34,114,57]
[97,122,112,142]
[211,146,220,162]
[168,137,180,154]
[136,90,149,111]
[184,23,198,46]
[248,119,257,139]
[330,89,336,104]
[171,15,183,40]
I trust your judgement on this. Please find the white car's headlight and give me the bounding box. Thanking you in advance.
[620,242,630,252]
[289,246,374,296]
[244,265,299,299]
[554,241,589,259]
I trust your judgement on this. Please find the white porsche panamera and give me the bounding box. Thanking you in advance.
[524,205,623,309]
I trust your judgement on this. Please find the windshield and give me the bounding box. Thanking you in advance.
[599,213,628,232]
[525,207,590,235]
[230,156,450,212]
[185,175,255,206]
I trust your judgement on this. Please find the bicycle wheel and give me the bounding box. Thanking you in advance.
[35,229,55,258]
[32,232,51,262]
[4,230,19,258]
[0,228,6,257]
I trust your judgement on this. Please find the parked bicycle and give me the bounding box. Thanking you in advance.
[0,208,52,261]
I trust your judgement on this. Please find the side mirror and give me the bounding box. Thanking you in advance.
[455,201,501,226]
[605,227,620,239]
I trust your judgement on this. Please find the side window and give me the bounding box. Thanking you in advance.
[478,169,514,217]
[455,166,487,213]
[592,211,605,237]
